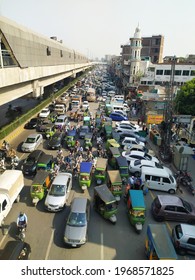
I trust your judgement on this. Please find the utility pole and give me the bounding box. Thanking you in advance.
[159,56,176,163]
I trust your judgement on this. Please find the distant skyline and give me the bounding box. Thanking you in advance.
[0,0,195,59]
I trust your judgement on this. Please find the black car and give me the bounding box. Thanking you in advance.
[24,118,38,129]
[21,149,44,176]
[47,132,64,149]
[0,240,31,260]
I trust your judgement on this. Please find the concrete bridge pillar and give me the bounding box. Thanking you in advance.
[32,80,44,98]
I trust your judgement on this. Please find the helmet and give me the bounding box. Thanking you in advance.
[19,211,24,216]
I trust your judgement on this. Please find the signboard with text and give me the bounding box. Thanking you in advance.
[147,114,164,124]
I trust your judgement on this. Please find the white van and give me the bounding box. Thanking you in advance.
[54,114,68,128]
[141,166,177,194]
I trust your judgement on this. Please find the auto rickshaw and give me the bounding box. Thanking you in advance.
[126,190,146,233]
[107,147,121,169]
[145,224,178,260]
[94,184,118,224]
[105,139,120,151]
[79,162,93,191]
[95,118,102,131]
[48,112,58,123]
[105,104,112,116]
[84,133,93,150]
[94,158,108,185]
[45,123,56,139]
[107,170,123,201]
[116,156,129,182]
[70,108,78,120]
[65,129,76,148]
[104,124,113,139]
[30,170,52,205]
[36,154,54,171]
[83,116,91,127]
[95,110,102,119]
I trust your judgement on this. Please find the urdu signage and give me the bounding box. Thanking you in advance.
[147,115,164,124]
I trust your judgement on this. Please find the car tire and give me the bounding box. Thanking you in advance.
[168,189,176,194]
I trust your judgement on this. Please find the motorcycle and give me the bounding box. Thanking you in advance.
[10,156,19,169]
[176,171,195,195]
[17,224,26,241]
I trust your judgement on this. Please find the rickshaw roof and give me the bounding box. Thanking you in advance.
[109,147,120,155]
[129,190,145,208]
[147,224,178,260]
[37,153,53,164]
[96,158,108,169]
[94,184,116,204]
[116,156,128,167]
[80,162,93,173]
[107,139,120,147]
[107,170,122,183]
[67,129,76,136]
[85,133,93,139]
[84,116,90,121]
[32,170,50,185]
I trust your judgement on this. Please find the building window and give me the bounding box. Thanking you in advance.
[47,46,51,56]
[175,70,182,76]
[164,70,171,75]
[60,50,63,57]
[156,69,163,75]
[182,70,189,76]
[191,70,195,76]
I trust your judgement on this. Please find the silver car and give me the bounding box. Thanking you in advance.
[21,133,43,152]
[64,197,90,247]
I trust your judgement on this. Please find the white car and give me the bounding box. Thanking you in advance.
[21,133,43,152]
[115,121,141,130]
[122,137,145,148]
[129,159,173,176]
[115,123,140,133]
[82,101,89,110]
[39,107,50,118]
[122,150,159,163]
[113,110,127,117]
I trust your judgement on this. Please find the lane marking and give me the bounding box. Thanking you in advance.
[44,228,54,260]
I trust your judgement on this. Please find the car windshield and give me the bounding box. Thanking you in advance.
[169,175,175,183]
[56,119,63,123]
[67,212,86,227]
[144,154,152,160]
[181,198,192,212]
[155,162,163,168]
[25,137,36,143]
[49,184,65,196]
[26,157,35,164]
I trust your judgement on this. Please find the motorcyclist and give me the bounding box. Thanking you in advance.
[17,212,28,229]
[11,154,19,169]
[0,157,6,170]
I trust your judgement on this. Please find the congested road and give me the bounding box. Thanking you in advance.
[0,96,195,260]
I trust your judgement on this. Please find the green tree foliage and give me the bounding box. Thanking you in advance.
[174,78,195,115]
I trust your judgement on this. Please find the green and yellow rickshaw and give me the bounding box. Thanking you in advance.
[105,138,120,151]
[107,147,121,169]
[107,170,123,202]
[45,123,56,139]
[79,162,93,191]
[94,184,118,224]
[145,224,178,260]
[36,154,54,172]
[84,133,93,150]
[65,129,76,148]
[83,116,91,127]
[30,170,52,205]
[127,189,146,233]
[94,157,108,185]
[116,156,129,182]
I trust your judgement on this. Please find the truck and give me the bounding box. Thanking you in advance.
[0,170,24,227]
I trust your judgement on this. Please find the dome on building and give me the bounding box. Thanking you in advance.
[134,25,141,39]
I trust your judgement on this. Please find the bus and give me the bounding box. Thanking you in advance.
[86,88,96,102]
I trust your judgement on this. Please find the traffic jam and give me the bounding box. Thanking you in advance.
[0,65,195,260]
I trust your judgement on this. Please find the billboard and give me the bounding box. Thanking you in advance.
[147,114,164,124]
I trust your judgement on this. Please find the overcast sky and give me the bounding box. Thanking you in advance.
[0,0,194,59]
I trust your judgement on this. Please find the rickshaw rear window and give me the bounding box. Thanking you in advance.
[68,212,86,227]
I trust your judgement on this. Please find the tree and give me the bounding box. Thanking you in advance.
[174,78,195,115]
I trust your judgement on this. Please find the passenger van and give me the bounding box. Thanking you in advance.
[141,166,177,193]
[64,197,90,247]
